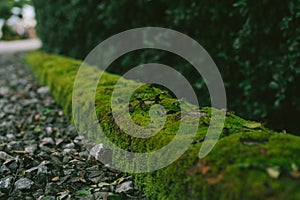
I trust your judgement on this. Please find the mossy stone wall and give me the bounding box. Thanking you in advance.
[26,51,300,199]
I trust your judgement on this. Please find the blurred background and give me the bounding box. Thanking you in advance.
[0,0,36,40]
[2,0,299,135]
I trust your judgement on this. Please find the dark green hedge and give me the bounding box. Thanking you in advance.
[32,0,300,134]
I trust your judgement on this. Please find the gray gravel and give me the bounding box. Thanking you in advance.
[0,53,147,200]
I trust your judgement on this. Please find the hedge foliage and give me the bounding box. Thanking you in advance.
[32,0,300,134]
[26,51,300,200]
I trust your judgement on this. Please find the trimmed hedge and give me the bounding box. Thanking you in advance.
[32,0,300,134]
[26,51,300,200]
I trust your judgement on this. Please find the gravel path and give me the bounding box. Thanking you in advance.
[0,53,147,200]
[0,39,42,54]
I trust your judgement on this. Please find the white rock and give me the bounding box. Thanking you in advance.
[37,86,49,94]
[115,181,133,193]
[0,87,9,95]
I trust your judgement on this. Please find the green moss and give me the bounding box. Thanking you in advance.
[26,51,300,200]
[137,132,300,199]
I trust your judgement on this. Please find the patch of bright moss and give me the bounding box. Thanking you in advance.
[26,51,300,200]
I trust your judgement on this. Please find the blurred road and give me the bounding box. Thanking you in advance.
[0,39,42,54]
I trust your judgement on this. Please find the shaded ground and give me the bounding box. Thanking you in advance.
[0,53,147,199]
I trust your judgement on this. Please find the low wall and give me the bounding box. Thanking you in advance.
[26,51,300,199]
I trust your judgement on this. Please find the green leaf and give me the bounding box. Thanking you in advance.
[291,163,298,172]
[76,190,90,196]
[34,125,41,132]
[269,81,279,89]
[243,122,261,129]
